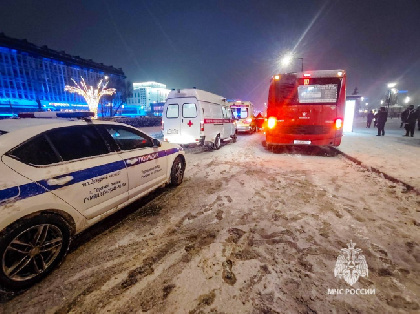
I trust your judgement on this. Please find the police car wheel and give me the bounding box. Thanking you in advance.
[214,135,221,150]
[0,213,71,292]
[170,156,185,186]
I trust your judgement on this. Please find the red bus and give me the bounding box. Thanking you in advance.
[264,70,346,148]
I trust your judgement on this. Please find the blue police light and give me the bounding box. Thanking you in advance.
[18,112,94,118]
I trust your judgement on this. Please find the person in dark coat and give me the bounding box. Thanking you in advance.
[404,105,416,137]
[416,106,420,131]
[400,107,409,128]
[376,107,388,136]
[366,110,374,128]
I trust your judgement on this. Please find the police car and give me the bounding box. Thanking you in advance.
[0,112,185,291]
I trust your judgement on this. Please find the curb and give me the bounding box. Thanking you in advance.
[331,148,420,196]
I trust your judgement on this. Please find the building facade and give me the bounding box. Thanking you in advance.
[127,81,169,116]
[0,33,125,117]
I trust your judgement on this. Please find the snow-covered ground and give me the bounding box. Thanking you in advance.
[2,124,418,313]
[143,117,420,190]
[339,117,420,190]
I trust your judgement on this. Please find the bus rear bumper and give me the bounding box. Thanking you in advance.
[266,134,342,147]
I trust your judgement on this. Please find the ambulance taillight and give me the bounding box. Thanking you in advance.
[200,121,204,132]
[161,120,164,131]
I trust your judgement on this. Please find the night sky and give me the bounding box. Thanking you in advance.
[1,0,419,111]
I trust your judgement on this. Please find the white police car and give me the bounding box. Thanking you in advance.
[0,112,185,291]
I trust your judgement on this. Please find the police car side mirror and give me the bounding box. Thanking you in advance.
[152,138,161,147]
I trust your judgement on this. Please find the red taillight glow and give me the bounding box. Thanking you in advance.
[267,117,277,129]
[200,121,204,132]
[335,118,343,129]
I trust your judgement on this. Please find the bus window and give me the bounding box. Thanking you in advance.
[273,74,298,106]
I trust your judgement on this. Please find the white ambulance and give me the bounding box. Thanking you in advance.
[163,88,237,149]
[229,100,256,133]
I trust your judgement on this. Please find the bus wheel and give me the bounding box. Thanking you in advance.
[214,135,221,150]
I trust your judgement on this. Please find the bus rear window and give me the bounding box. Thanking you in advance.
[298,84,338,103]
[166,104,179,118]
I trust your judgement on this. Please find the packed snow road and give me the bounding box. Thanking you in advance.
[2,132,419,313]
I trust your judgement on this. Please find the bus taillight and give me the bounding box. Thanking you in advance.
[335,118,343,129]
[267,117,277,129]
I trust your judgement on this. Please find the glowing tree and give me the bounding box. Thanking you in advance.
[64,77,116,118]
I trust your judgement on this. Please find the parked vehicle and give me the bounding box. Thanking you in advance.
[0,112,185,291]
[264,70,346,148]
[163,88,237,149]
[228,100,256,133]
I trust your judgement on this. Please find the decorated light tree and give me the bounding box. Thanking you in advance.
[64,77,116,118]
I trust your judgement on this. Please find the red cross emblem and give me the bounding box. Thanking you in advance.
[187,120,194,127]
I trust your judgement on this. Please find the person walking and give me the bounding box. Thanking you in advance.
[404,105,416,137]
[400,107,409,128]
[376,107,388,136]
[416,105,420,131]
[366,110,374,128]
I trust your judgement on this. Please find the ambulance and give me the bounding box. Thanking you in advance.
[163,88,237,149]
[229,100,256,133]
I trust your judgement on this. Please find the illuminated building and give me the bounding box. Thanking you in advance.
[127,81,169,116]
[0,33,125,117]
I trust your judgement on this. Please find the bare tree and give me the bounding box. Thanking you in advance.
[100,79,133,117]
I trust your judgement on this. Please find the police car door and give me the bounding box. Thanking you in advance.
[101,125,167,198]
[2,125,129,220]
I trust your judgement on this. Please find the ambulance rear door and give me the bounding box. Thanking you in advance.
[180,99,201,143]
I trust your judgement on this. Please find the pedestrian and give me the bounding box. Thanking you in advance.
[366,110,374,128]
[416,105,420,131]
[404,105,416,137]
[376,107,388,136]
[400,107,409,128]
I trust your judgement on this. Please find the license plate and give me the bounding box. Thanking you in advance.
[294,140,311,145]
[167,129,178,134]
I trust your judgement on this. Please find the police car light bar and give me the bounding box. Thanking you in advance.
[18,112,95,119]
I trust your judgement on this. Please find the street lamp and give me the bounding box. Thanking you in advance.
[281,53,304,71]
